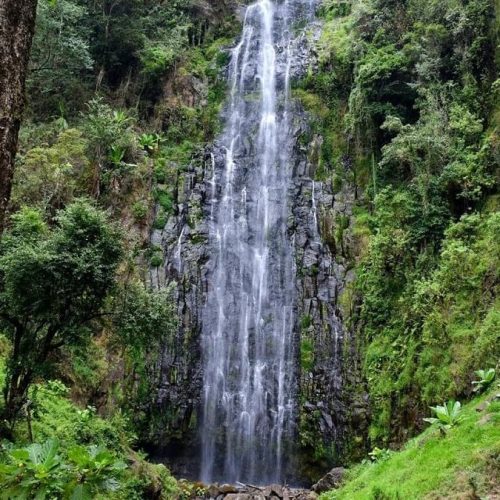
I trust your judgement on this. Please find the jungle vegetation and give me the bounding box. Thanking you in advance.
[0,0,498,498]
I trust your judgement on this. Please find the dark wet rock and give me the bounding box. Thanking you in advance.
[311,467,345,494]
[202,484,317,500]
[223,493,265,500]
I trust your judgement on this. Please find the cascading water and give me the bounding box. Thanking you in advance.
[201,0,316,485]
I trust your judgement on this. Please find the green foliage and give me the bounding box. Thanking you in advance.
[300,339,314,372]
[113,283,177,354]
[423,400,464,432]
[473,369,497,394]
[27,0,228,119]
[0,439,126,500]
[308,0,500,452]
[13,129,90,212]
[140,40,181,80]
[28,0,93,117]
[111,283,177,438]
[150,253,164,268]
[0,201,122,424]
[367,447,392,463]
[138,134,162,156]
[0,356,179,500]
[83,99,135,166]
[29,380,134,454]
[0,439,66,499]
[320,389,500,499]
[66,444,127,498]
[131,201,149,223]
[358,209,499,443]
[152,209,168,230]
[177,480,207,499]
[154,188,174,214]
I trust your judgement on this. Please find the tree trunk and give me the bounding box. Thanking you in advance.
[2,364,32,430]
[0,0,38,232]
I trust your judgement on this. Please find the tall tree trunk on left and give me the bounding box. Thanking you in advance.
[0,0,38,233]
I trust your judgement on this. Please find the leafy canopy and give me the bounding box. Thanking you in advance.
[0,200,122,422]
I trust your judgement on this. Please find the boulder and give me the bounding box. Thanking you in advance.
[311,467,345,494]
[206,484,220,498]
[220,484,239,494]
[225,495,264,500]
[262,484,284,497]
[289,491,318,500]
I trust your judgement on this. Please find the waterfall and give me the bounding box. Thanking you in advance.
[201,0,315,485]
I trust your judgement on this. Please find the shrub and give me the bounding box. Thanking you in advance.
[0,439,66,499]
[131,201,149,223]
[0,439,126,499]
[152,209,168,230]
[423,400,464,433]
[138,133,162,155]
[150,253,164,268]
[472,368,496,393]
[367,447,392,463]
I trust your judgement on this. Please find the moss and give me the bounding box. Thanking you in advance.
[300,339,314,372]
[332,174,343,193]
[154,188,174,214]
[300,315,313,330]
[190,234,207,245]
[152,209,168,230]
[357,210,500,446]
[321,388,500,499]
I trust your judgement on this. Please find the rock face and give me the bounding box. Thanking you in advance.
[311,467,345,494]
[147,0,365,481]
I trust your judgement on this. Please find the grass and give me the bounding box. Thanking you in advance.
[321,387,500,499]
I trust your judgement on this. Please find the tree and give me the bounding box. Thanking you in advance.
[0,0,39,232]
[12,128,91,212]
[0,200,122,428]
[27,0,94,118]
[112,282,178,434]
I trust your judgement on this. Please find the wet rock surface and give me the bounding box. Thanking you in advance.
[200,484,318,500]
[146,0,367,480]
[311,467,345,494]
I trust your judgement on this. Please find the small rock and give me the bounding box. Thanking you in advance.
[311,467,345,494]
[225,495,257,500]
[263,484,284,497]
[476,401,490,412]
[478,413,493,426]
[290,491,318,500]
[207,484,220,498]
[220,484,239,494]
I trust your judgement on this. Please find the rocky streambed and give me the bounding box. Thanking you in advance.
[186,467,345,499]
[196,483,317,500]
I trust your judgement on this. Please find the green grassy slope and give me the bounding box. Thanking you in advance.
[321,388,500,499]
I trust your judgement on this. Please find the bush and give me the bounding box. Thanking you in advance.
[423,400,464,433]
[0,439,126,499]
[473,368,496,393]
[131,201,149,223]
